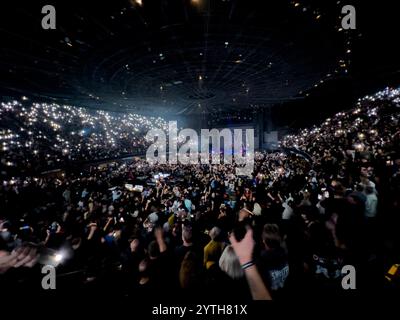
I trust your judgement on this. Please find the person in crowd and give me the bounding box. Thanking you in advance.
[203,226,225,270]
[259,224,289,293]
[175,225,195,266]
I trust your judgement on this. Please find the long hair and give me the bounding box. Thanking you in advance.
[219,245,243,279]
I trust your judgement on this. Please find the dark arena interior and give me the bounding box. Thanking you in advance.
[1,0,400,311]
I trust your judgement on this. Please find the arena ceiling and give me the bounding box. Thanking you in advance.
[0,0,399,117]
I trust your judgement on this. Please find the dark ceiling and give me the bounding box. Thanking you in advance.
[0,0,399,117]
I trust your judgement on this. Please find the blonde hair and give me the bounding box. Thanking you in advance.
[219,245,243,279]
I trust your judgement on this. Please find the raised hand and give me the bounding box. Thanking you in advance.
[0,245,38,274]
[229,226,254,265]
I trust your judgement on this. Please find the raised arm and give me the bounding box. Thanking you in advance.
[230,227,272,300]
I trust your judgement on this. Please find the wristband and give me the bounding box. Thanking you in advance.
[241,261,255,270]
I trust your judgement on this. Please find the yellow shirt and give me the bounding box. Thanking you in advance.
[203,240,225,269]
